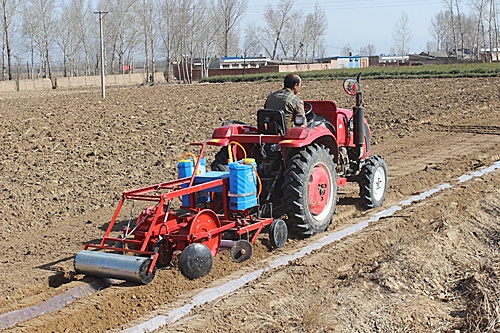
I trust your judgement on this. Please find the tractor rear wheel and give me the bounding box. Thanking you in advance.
[282,144,337,237]
[210,147,229,211]
[210,147,229,172]
[359,155,388,208]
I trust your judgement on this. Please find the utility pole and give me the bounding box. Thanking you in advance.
[95,11,108,98]
[243,53,246,75]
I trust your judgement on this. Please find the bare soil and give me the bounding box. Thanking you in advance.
[0,77,499,332]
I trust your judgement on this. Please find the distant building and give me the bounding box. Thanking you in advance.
[379,54,410,65]
[407,52,451,65]
[315,56,369,69]
[207,56,338,77]
[210,56,271,70]
[172,54,374,81]
[480,48,500,62]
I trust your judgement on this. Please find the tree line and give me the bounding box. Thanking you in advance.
[0,0,327,83]
[2,0,499,84]
[428,0,499,60]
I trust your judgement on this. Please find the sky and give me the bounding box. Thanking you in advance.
[241,0,447,56]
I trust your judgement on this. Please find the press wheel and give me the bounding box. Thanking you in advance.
[188,210,222,256]
[269,219,288,248]
[230,239,253,263]
[178,243,213,280]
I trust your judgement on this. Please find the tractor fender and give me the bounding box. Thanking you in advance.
[207,124,258,147]
[279,126,339,163]
[207,137,230,147]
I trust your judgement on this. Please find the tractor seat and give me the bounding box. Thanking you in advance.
[257,109,287,135]
[307,113,336,135]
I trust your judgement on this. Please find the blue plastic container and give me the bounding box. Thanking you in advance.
[228,160,257,210]
[177,158,207,206]
[194,171,230,193]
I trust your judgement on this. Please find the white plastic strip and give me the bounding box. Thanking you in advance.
[458,160,500,183]
[122,161,500,333]
[0,280,111,330]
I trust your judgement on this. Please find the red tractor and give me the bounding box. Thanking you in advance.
[74,74,387,284]
[208,73,388,237]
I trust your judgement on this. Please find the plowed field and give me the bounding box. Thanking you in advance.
[1,77,499,332]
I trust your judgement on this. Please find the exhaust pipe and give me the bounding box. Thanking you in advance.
[353,105,365,159]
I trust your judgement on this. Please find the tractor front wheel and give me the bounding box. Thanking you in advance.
[359,155,388,208]
[282,144,337,237]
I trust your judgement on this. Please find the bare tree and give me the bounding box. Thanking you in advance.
[244,22,273,59]
[57,0,85,77]
[279,9,303,60]
[79,0,98,76]
[429,4,488,60]
[429,11,449,51]
[1,0,20,80]
[165,0,211,83]
[169,0,190,83]
[301,3,327,62]
[425,40,438,52]
[359,44,376,56]
[263,0,294,60]
[142,0,150,81]
[392,11,413,54]
[216,0,247,57]
[7,0,336,82]
[24,0,57,79]
[158,0,174,81]
[443,0,459,58]
[142,0,164,82]
[461,13,476,56]
[196,1,219,78]
[341,44,352,56]
[245,0,326,62]
[178,0,197,83]
[469,0,487,59]
[21,2,37,79]
[487,0,499,60]
[125,2,142,74]
[242,23,262,57]
[141,0,163,82]
[97,0,141,75]
[493,0,499,58]
[186,0,210,82]
[454,0,466,58]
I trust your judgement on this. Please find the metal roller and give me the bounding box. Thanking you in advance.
[74,250,156,285]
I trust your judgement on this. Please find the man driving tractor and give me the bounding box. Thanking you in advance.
[264,73,307,128]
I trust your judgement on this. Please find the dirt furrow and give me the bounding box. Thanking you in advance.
[1,77,499,332]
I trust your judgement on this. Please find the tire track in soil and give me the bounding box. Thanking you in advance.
[434,124,500,136]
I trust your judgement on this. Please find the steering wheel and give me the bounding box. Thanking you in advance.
[304,102,313,115]
[304,102,314,123]
[222,119,248,126]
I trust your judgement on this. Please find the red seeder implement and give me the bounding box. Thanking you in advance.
[74,142,287,284]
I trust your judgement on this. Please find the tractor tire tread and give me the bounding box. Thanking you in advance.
[211,147,229,172]
[282,143,337,238]
[359,155,388,209]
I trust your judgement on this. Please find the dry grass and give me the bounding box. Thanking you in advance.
[463,260,500,333]
[238,277,338,332]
